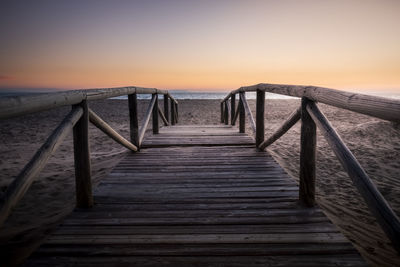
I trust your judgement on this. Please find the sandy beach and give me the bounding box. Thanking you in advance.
[0,98,399,266]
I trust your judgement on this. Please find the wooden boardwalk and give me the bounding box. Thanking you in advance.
[28,125,366,266]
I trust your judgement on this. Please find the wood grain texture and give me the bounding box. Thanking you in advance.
[73,101,93,208]
[0,107,83,227]
[299,97,316,207]
[0,87,178,120]
[306,101,400,253]
[28,125,365,266]
[223,83,400,123]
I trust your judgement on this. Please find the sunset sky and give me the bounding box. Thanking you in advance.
[1,0,399,92]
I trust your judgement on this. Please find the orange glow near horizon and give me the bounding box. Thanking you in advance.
[1,1,400,93]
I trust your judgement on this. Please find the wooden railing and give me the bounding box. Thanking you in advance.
[0,86,178,227]
[221,83,400,252]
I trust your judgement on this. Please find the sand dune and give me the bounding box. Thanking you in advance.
[0,99,399,266]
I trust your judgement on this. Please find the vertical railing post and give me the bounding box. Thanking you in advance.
[175,102,179,123]
[171,99,176,125]
[128,93,139,149]
[152,94,159,134]
[220,102,224,123]
[231,94,236,125]
[224,100,229,125]
[164,94,169,123]
[256,90,265,148]
[239,92,245,133]
[299,97,316,206]
[73,100,93,208]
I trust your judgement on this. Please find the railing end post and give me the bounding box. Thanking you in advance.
[299,97,316,207]
[73,100,93,208]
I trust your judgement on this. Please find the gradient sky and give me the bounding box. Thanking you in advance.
[1,0,399,92]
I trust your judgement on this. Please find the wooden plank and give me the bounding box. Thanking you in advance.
[34,243,357,257]
[51,223,341,235]
[0,106,83,227]
[27,255,367,267]
[27,125,364,266]
[44,233,348,245]
[59,215,331,226]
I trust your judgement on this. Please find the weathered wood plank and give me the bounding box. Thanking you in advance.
[27,125,364,266]
[28,255,367,267]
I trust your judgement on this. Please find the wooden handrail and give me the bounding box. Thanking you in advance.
[0,86,178,120]
[306,101,400,252]
[222,83,400,123]
[221,83,400,252]
[88,109,138,152]
[0,86,178,227]
[0,106,83,226]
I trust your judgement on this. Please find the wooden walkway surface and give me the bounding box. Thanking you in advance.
[28,125,366,266]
